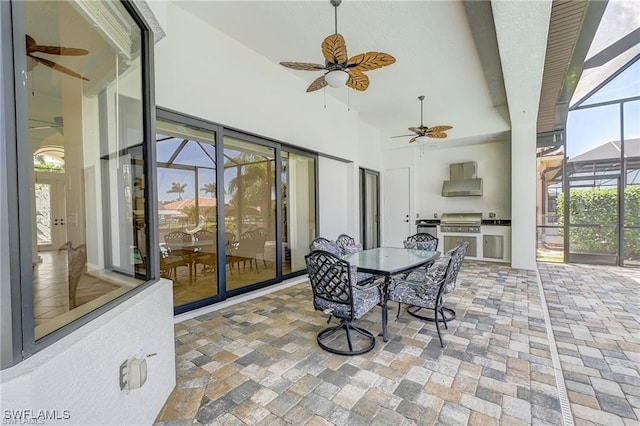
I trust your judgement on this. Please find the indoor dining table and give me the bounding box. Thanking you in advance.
[341,247,440,341]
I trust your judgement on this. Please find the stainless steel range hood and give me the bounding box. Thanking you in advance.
[441,162,483,197]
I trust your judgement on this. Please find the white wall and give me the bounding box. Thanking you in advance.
[318,157,350,239]
[0,280,176,425]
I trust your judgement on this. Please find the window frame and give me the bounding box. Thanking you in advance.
[1,0,158,369]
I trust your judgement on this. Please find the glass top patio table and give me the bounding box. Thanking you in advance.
[342,247,439,276]
[342,247,440,341]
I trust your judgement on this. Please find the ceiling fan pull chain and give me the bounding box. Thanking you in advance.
[324,87,327,109]
[347,87,350,112]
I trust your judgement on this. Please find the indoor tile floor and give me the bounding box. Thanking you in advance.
[155,261,640,425]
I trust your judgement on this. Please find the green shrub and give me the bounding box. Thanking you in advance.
[556,185,640,258]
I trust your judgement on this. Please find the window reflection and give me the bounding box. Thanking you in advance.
[224,137,276,291]
[156,120,218,305]
[27,0,147,339]
[281,151,316,273]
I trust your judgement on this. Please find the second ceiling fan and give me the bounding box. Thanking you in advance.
[393,96,453,143]
[280,0,395,92]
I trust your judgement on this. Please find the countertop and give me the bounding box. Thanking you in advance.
[416,219,511,226]
[481,219,511,226]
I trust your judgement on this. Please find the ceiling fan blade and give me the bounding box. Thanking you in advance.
[428,132,448,139]
[29,118,61,130]
[408,127,426,134]
[306,75,328,92]
[347,52,396,72]
[428,125,453,132]
[408,136,418,143]
[26,35,88,56]
[346,71,369,91]
[322,33,348,64]
[32,45,89,56]
[29,55,89,81]
[280,62,326,71]
[391,134,415,138]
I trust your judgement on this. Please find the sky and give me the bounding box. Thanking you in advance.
[565,0,640,160]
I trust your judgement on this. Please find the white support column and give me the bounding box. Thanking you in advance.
[491,0,552,270]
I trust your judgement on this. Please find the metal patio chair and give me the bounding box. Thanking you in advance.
[305,250,381,355]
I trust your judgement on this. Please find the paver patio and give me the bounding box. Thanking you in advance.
[155,261,639,425]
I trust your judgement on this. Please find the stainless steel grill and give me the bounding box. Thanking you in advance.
[440,212,482,233]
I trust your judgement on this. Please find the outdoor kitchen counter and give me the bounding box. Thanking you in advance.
[437,224,511,263]
[482,219,511,226]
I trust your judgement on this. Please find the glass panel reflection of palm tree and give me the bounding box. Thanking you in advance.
[167,182,187,200]
[201,182,216,197]
[227,152,274,237]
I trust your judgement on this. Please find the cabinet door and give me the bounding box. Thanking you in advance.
[443,236,477,257]
[483,235,504,259]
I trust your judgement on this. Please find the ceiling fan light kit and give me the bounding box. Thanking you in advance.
[324,70,349,87]
[280,0,395,93]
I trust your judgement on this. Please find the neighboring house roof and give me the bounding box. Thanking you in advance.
[570,138,640,162]
[163,197,216,210]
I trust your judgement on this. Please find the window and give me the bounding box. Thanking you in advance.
[2,0,155,366]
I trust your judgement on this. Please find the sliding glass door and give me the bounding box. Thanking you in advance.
[282,151,317,274]
[156,110,317,312]
[223,135,277,291]
[360,168,380,249]
[156,118,219,306]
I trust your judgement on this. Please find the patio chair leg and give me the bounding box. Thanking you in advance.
[396,302,402,319]
[434,306,444,348]
[407,305,456,323]
[345,325,354,352]
[441,308,448,330]
[316,321,376,356]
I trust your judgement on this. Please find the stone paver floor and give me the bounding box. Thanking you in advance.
[539,263,640,426]
[155,261,639,425]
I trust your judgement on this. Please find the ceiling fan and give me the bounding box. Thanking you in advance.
[393,96,453,143]
[280,0,395,92]
[29,116,63,131]
[26,35,89,81]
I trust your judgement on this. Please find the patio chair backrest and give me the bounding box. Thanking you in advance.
[406,233,438,243]
[304,250,358,321]
[443,242,468,294]
[336,234,363,255]
[309,237,341,257]
[164,231,192,244]
[195,229,215,243]
[235,227,267,257]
